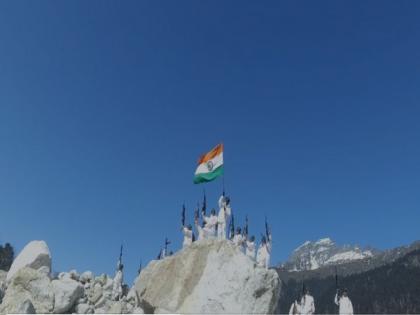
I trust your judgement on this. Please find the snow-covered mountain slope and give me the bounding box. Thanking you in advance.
[283,238,377,271]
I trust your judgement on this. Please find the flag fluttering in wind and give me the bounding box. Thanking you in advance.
[194,143,224,184]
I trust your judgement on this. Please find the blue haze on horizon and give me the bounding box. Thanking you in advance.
[0,1,419,282]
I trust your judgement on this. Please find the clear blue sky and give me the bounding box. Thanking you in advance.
[0,1,419,282]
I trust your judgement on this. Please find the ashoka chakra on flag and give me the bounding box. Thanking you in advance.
[194,143,224,184]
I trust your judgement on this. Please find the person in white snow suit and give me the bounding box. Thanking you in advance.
[232,227,245,247]
[300,288,315,315]
[289,300,301,315]
[335,288,354,315]
[217,195,231,239]
[158,247,166,259]
[195,217,205,241]
[182,224,193,248]
[256,234,272,269]
[246,235,256,260]
[202,208,218,238]
[112,261,124,301]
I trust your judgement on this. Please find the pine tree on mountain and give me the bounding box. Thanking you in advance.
[0,243,14,271]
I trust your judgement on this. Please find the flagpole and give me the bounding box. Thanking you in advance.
[222,141,225,196]
[222,175,225,196]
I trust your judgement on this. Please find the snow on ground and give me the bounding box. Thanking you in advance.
[326,250,373,264]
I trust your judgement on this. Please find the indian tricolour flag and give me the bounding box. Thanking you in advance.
[194,143,224,184]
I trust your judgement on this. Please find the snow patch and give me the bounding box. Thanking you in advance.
[315,238,333,245]
[294,241,311,252]
[309,255,319,270]
[325,250,373,264]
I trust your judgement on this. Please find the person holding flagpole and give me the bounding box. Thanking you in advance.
[217,194,231,239]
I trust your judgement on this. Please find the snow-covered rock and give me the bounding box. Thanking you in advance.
[284,237,377,271]
[6,240,51,281]
[52,278,84,313]
[325,249,373,264]
[0,267,54,314]
[134,239,280,314]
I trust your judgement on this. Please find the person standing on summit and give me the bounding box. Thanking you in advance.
[202,208,218,238]
[246,235,256,260]
[232,227,245,248]
[112,258,124,301]
[256,234,272,269]
[217,195,231,239]
[182,224,193,248]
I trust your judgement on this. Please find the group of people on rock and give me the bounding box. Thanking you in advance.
[180,194,272,269]
[109,191,354,315]
[289,287,354,315]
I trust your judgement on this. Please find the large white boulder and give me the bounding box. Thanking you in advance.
[0,267,54,314]
[7,240,51,281]
[52,278,84,313]
[134,239,281,314]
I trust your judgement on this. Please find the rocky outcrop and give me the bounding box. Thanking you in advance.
[0,240,131,314]
[1,239,280,314]
[0,267,54,314]
[6,241,51,281]
[0,266,127,314]
[134,239,281,314]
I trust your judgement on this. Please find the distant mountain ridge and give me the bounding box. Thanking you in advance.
[283,238,377,272]
[276,243,420,314]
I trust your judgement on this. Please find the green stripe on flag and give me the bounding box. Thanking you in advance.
[194,165,224,184]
